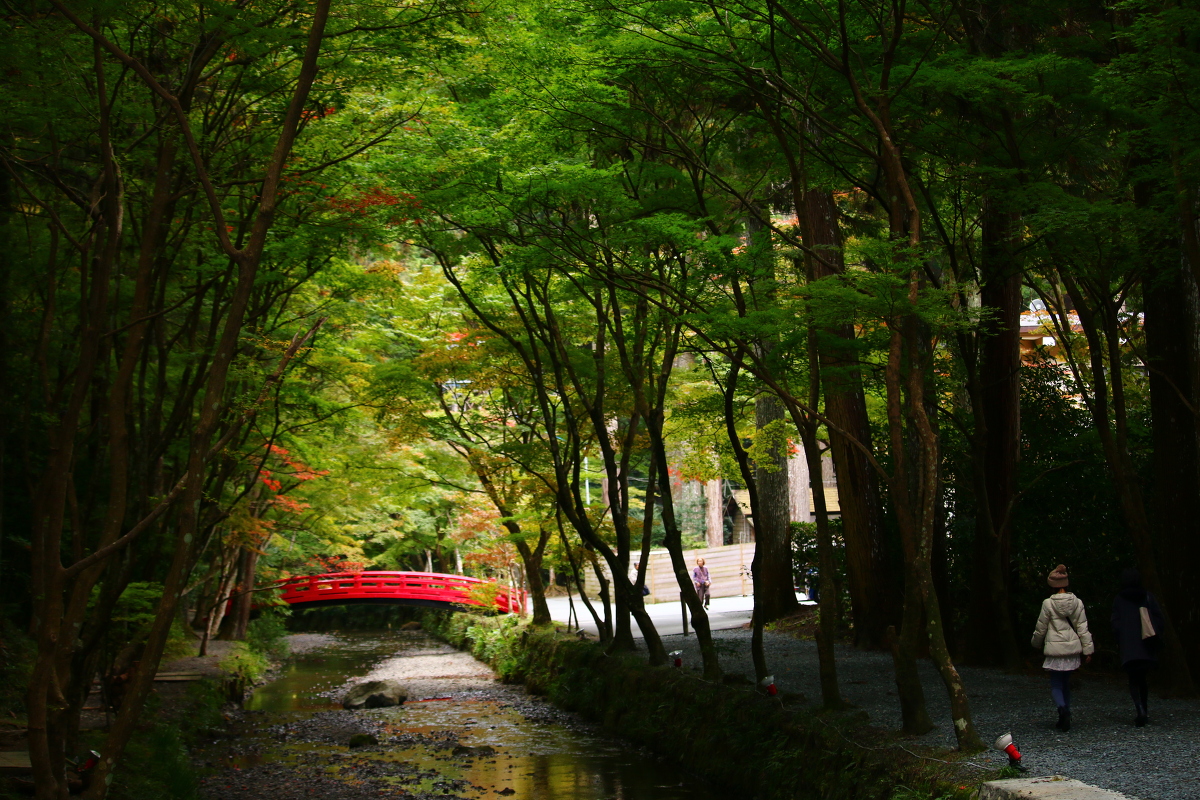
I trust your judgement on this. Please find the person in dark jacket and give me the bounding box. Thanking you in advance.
[1111,568,1166,727]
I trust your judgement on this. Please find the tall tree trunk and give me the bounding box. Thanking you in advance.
[901,304,985,752]
[754,393,798,622]
[472,465,554,627]
[204,552,237,652]
[72,5,335,793]
[793,236,844,707]
[0,169,10,609]
[744,212,798,624]
[799,420,843,708]
[966,198,1023,669]
[557,521,607,640]
[1142,242,1200,681]
[1143,173,1200,682]
[648,413,722,680]
[802,186,894,648]
[722,354,773,682]
[515,533,552,626]
[223,546,261,641]
[889,587,934,734]
[590,555,613,642]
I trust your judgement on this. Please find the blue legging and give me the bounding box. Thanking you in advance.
[1049,670,1072,710]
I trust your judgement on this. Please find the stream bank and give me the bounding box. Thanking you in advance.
[195,629,723,800]
[426,611,993,800]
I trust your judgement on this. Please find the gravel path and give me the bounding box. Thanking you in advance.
[664,628,1199,800]
[159,639,238,677]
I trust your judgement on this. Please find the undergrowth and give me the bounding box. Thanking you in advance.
[245,609,291,661]
[424,610,1001,800]
[219,642,270,684]
[0,622,34,721]
[87,680,225,800]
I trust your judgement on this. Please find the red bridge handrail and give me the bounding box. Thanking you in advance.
[271,571,526,614]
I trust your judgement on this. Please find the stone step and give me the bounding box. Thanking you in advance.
[979,776,1133,800]
[0,752,31,773]
[153,673,206,681]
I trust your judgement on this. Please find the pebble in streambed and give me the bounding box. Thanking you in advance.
[195,631,721,800]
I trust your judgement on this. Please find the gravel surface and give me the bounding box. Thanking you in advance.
[286,633,340,655]
[664,627,1199,800]
[352,643,495,700]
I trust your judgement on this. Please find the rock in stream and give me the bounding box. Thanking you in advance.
[342,680,408,709]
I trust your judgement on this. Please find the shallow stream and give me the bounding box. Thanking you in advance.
[195,631,720,800]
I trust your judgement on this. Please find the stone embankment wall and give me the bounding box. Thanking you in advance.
[425,612,989,800]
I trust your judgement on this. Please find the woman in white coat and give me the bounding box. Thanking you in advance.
[1031,564,1094,732]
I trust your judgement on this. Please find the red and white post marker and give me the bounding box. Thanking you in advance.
[669,650,683,668]
[759,675,777,696]
[993,733,1027,771]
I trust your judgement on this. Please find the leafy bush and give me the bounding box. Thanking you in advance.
[85,692,206,800]
[453,580,504,615]
[105,719,199,800]
[163,619,196,662]
[245,609,291,661]
[466,615,524,679]
[90,582,194,663]
[178,679,227,737]
[219,642,270,684]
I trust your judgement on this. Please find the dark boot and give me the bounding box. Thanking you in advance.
[1056,707,1070,732]
[1135,702,1148,727]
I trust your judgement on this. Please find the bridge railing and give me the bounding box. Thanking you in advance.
[273,571,525,614]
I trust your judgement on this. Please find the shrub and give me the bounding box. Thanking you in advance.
[85,694,204,800]
[245,609,291,661]
[466,615,524,679]
[453,581,504,615]
[219,642,270,685]
[104,719,199,800]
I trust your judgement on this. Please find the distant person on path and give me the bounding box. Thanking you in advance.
[1111,568,1165,727]
[1031,564,1094,732]
[692,558,711,610]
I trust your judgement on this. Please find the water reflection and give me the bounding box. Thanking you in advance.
[235,631,719,799]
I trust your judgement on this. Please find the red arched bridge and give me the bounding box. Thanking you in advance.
[273,571,526,614]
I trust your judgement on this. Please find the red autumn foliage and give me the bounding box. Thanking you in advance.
[323,186,422,227]
[305,554,366,574]
[326,186,418,215]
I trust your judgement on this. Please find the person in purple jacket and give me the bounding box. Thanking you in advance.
[692,558,711,610]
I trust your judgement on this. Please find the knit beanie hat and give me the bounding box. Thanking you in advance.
[1047,564,1069,589]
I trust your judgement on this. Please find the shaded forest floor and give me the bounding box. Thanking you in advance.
[664,627,1196,800]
